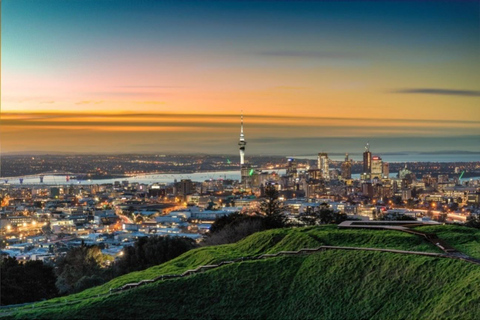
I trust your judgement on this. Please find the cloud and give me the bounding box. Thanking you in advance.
[392,88,480,97]
[273,86,306,90]
[258,51,362,60]
[114,86,185,88]
[2,111,479,125]
[75,100,104,105]
[135,101,166,105]
[91,91,162,97]
[40,101,55,104]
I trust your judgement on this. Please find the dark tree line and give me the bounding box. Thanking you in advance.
[1,257,58,305]
[1,235,197,305]
[113,236,197,275]
[55,245,109,295]
[466,215,480,229]
[299,202,347,226]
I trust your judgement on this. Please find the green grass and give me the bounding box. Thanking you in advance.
[414,224,480,259]
[2,226,440,313]
[6,250,480,319]
[34,226,440,302]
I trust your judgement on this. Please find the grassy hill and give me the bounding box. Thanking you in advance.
[414,224,480,259]
[3,225,480,319]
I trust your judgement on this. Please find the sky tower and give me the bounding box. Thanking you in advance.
[238,113,246,165]
[238,113,249,188]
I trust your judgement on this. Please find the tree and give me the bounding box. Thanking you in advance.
[42,222,52,236]
[1,257,58,305]
[465,215,480,229]
[114,236,197,276]
[55,245,106,294]
[74,275,105,293]
[392,196,403,206]
[449,202,459,211]
[203,213,265,246]
[406,199,416,209]
[203,186,288,246]
[380,213,416,221]
[300,203,347,225]
[260,184,288,228]
[437,213,447,223]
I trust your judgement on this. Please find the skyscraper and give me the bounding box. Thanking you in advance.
[341,153,352,179]
[371,156,383,179]
[363,143,372,174]
[383,162,390,179]
[286,158,297,176]
[318,153,329,181]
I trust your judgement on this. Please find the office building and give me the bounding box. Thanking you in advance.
[341,153,352,179]
[318,153,329,181]
[363,143,372,174]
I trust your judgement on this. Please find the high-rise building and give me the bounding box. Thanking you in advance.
[341,153,352,179]
[50,187,60,198]
[363,143,371,174]
[286,158,297,177]
[371,156,383,179]
[362,182,374,198]
[178,179,193,197]
[318,153,329,181]
[382,162,390,179]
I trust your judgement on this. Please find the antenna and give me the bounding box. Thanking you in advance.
[240,110,244,136]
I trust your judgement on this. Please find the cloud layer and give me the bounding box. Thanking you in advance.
[393,88,480,97]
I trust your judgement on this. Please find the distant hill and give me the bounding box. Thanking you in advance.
[3,225,480,319]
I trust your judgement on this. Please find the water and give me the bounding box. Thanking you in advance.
[2,170,246,186]
[4,169,478,186]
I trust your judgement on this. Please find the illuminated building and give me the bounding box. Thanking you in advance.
[286,158,297,177]
[362,182,374,198]
[318,153,329,181]
[179,179,193,197]
[363,143,372,174]
[371,156,383,180]
[50,187,61,198]
[341,153,352,179]
[383,162,390,179]
[148,184,166,198]
[398,165,413,180]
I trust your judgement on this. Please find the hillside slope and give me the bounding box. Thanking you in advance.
[3,225,480,319]
[6,250,480,319]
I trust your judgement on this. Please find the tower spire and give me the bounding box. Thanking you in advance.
[240,111,245,141]
[238,111,247,165]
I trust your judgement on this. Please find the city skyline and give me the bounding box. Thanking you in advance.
[2,0,479,154]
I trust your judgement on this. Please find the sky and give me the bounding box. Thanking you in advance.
[1,0,479,156]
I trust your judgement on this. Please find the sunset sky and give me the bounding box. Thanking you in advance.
[2,0,479,155]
